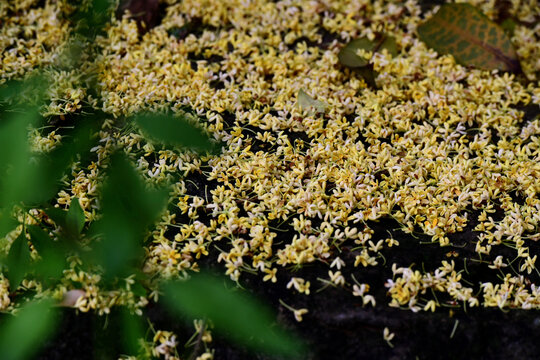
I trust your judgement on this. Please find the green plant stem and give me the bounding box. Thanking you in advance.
[188,319,206,360]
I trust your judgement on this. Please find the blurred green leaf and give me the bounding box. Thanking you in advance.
[89,152,167,279]
[298,89,327,115]
[65,197,85,236]
[120,310,145,356]
[162,273,304,357]
[0,86,98,239]
[417,3,520,72]
[134,112,216,153]
[26,225,52,255]
[41,206,84,256]
[0,76,48,111]
[8,153,63,207]
[0,126,41,223]
[27,226,66,283]
[0,299,58,360]
[72,0,115,40]
[0,109,38,209]
[5,232,31,290]
[32,256,66,287]
[43,207,67,229]
[130,281,147,297]
[2,118,98,220]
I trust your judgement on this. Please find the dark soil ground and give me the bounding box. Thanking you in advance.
[37,216,540,360]
[37,269,540,360]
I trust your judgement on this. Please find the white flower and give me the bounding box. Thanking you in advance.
[383,327,395,347]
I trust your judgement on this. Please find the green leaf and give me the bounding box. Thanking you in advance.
[0,75,48,111]
[0,109,98,234]
[72,0,115,40]
[500,18,517,36]
[43,207,67,229]
[298,89,327,114]
[18,120,99,207]
[33,254,66,287]
[338,38,374,68]
[26,226,52,255]
[26,226,66,283]
[338,34,398,88]
[5,232,31,290]
[134,112,216,153]
[0,299,58,360]
[130,281,147,297]
[89,153,168,279]
[417,3,520,72]
[338,34,398,68]
[162,273,304,357]
[378,35,398,58]
[354,67,377,88]
[120,310,145,356]
[65,197,85,236]
[0,109,39,210]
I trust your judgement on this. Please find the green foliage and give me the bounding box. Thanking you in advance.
[65,197,86,237]
[338,38,373,68]
[338,34,398,87]
[0,79,96,287]
[5,232,32,290]
[27,225,67,284]
[0,77,100,238]
[0,1,305,358]
[338,36,397,68]
[417,3,520,72]
[500,18,517,36]
[0,299,59,360]
[88,152,168,280]
[70,0,116,40]
[0,107,40,212]
[120,309,146,355]
[163,273,304,357]
[134,112,218,154]
[0,78,302,357]
[0,76,48,110]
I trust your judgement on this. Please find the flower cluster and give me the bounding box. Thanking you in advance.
[385,261,478,312]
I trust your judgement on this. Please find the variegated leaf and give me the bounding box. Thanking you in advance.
[417,3,520,72]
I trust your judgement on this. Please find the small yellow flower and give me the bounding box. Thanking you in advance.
[520,255,537,274]
[293,308,308,322]
[423,300,437,312]
[263,268,277,283]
